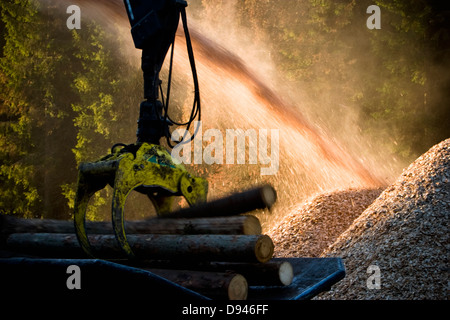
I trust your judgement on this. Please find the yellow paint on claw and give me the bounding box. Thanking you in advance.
[73,142,208,258]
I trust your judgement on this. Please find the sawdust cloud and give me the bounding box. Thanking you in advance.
[50,0,403,229]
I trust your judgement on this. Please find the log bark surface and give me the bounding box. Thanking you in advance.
[142,215,262,235]
[0,215,261,238]
[129,260,294,286]
[6,233,274,262]
[204,261,294,286]
[162,185,277,218]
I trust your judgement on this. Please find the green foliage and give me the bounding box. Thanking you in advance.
[70,25,119,163]
[0,0,141,219]
[0,0,42,217]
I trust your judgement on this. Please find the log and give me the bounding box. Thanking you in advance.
[147,269,248,300]
[126,260,294,286]
[0,214,261,239]
[207,261,294,286]
[161,184,277,218]
[6,233,274,262]
[135,215,262,235]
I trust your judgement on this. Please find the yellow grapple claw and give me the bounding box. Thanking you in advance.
[73,143,208,258]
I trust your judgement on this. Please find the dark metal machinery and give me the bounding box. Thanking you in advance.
[73,0,206,259]
[125,0,194,144]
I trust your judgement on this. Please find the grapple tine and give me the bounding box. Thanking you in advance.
[73,170,105,258]
[73,190,95,258]
[111,177,136,259]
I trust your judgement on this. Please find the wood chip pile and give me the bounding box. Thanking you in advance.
[269,139,449,300]
[267,188,384,258]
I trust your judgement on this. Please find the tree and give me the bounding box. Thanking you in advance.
[0,0,46,217]
[234,0,450,162]
[0,0,142,220]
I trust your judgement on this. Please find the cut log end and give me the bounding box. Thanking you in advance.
[228,274,248,300]
[279,261,294,286]
[260,185,277,209]
[242,215,262,235]
[148,269,248,300]
[255,235,274,263]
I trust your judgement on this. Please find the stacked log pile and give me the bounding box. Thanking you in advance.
[0,185,293,300]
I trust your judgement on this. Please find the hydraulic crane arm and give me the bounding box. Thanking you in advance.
[73,0,207,259]
[124,0,199,145]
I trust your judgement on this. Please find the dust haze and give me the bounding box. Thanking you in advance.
[36,0,447,229]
